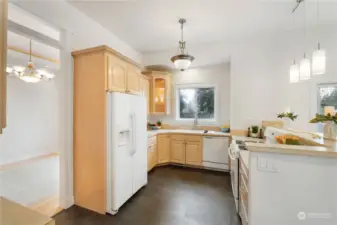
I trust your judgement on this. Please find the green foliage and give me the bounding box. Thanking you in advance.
[157,121,162,126]
[310,113,337,124]
[277,112,298,121]
[251,126,259,133]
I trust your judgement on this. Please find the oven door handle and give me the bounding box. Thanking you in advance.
[228,146,237,160]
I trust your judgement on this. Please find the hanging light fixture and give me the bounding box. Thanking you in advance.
[290,60,300,83]
[300,53,311,80]
[6,40,56,83]
[19,40,41,83]
[171,18,194,71]
[312,0,326,75]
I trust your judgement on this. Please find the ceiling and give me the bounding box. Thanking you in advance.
[7,3,60,72]
[69,0,337,53]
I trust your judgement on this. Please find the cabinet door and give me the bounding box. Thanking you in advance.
[170,139,185,164]
[126,65,140,94]
[157,135,170,164]
[148,145,157,172]
[185,141,202,166]
[140,77,150,114]
[107,54,127,92]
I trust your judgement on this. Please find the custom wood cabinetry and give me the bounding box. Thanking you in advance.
[170,139,186,164]
[155,134,203,166]
[143,71,172,115]
[147,136,157,171]
[106,53,127,92]
[0,0,7,135]
[126,65,140,94]
[185,141,203,166]
[72,45,142,215]
[157,134,170,164]
[140,76,150,114]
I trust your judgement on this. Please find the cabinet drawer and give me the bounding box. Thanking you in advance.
[148,136,157,147]
[185,135,202,142]
[171,135,185,141]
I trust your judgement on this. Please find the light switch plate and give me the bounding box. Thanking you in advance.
[257,156,278,173]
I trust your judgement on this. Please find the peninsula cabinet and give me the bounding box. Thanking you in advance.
[72,45,142,215]
[157,134,170,164]
[0,0,7,135]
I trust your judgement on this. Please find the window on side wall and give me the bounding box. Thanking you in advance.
[177,86,215,121]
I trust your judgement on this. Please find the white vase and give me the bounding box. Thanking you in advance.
[323,121,337,140]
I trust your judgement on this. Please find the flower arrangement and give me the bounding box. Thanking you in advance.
[309,113,337,124]
[277,112,298,121]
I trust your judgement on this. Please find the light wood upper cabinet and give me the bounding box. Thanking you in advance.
[143,71,172,115]
[170,139,185,164]
[126,65,140,94]
[0,0,7,135]
[157,135,170,164]
[140,76,150,114]
[106,53,127,92]
[185,141,203,166]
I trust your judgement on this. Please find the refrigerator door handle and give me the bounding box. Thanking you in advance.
[133,112,137,156]
[130,113,135,156]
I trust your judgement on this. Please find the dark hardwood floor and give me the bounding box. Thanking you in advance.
[54,166,241,225]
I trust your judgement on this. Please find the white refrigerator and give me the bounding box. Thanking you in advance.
[106,92,147,215]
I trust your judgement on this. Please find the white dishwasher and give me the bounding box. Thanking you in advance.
[203,136,229,170]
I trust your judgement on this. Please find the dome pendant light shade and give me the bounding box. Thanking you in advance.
[300,54,311,81]
[290,60,300,83]
[171,18,194,71]
[312,43,326,75]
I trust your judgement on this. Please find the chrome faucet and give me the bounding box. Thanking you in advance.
[193,112,198,129]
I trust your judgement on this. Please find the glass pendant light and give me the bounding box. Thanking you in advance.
[20,40,41,83]
[300,54,311,80]
[312,43,326,75]
[290,60,300,83]
[171,18,194,71]
[312,1,326,75]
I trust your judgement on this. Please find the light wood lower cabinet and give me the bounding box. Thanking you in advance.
[185,141,203,166]
[170,139,186,164]
[157,135,170,164]
[147,144,157,172]
[152,134,203,167]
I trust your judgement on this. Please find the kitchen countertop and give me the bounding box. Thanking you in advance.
[246,139,337,158]
[147,129,231,138]
[239,151,250,170]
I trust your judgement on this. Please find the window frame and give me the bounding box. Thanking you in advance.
[175,84,218,124]
[316,83,337,132]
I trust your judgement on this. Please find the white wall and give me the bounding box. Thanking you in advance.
[230,26,337,132]
[0,78,59,165]
[148,63,231,126]
[12,1,142,64]
[144,25,337,132]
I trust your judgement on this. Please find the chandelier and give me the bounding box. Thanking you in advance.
[171,18,194,71]
[7,40,55,83]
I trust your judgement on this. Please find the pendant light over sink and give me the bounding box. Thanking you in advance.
[171,18,194,71]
